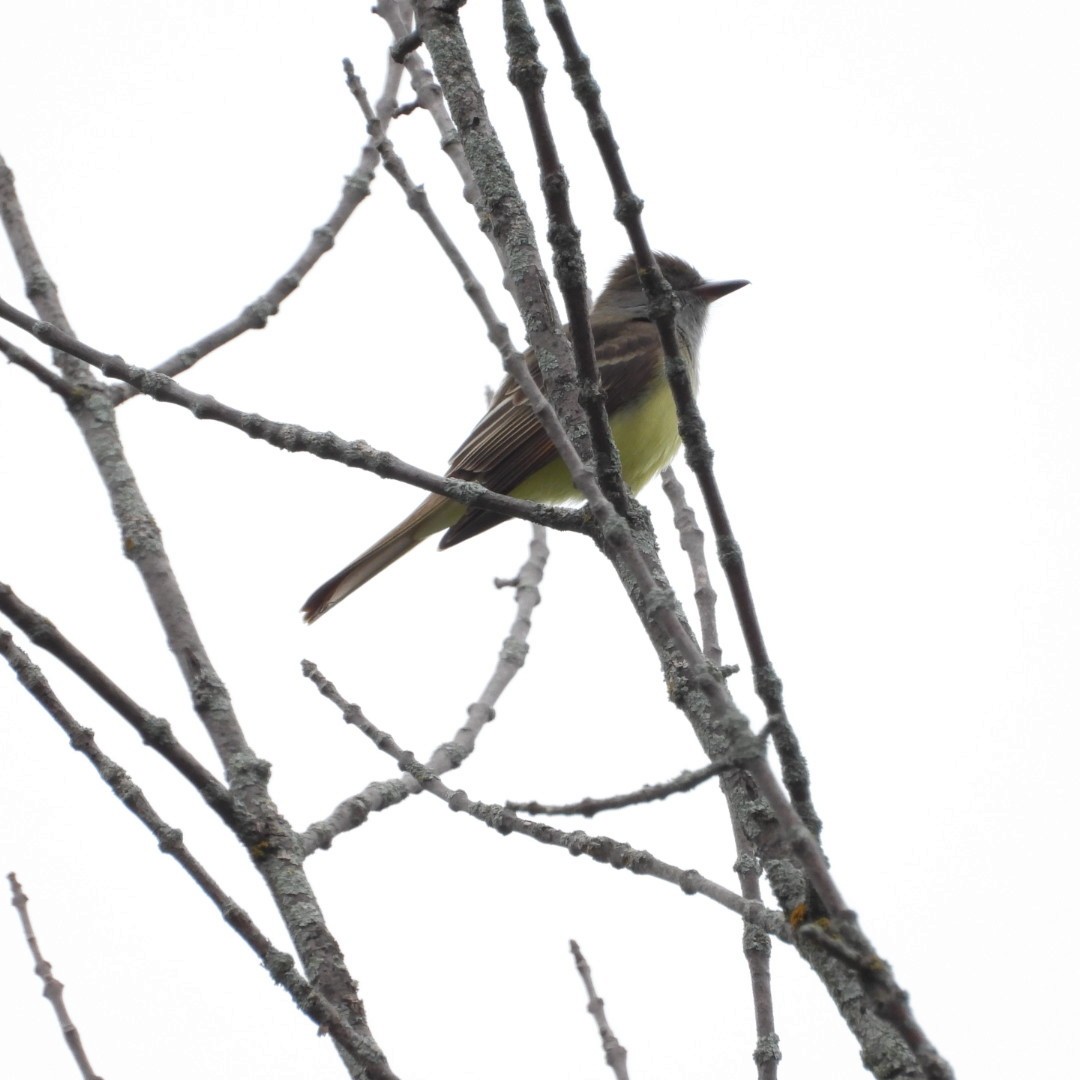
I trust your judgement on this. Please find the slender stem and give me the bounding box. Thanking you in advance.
[0,294,586,538]
[109,50,405,405]
[299,526,549,853]
[570,940,631,1080]
[304,662,792,940]
[503,0,626,508]
[506,760,727,817]
[6,872,103,1080]
[0,148,392,1079]
[0,582,234,824]
[0,636,397,1080]
[541,0,822,842]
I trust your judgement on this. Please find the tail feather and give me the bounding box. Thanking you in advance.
[302,493,457,622]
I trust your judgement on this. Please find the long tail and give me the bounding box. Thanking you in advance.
[302,493,459,622]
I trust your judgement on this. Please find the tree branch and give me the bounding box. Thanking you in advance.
[7,873,103,1080]
[569,940,630,1080]
[0,146,393,1079]
[0,634,398,1080]
[503,0,626,508]
[0,582,234,824]
[299,525,549,853]
[342,57,514,359]
[303,660,791,940]
[109,48,406,405]
[0,332,75,400]
[543,0,822,844]
[507,760,727,818]
[662,466,724,668]
[0,295,587,537]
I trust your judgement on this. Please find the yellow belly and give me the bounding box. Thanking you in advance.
[510,376,681,503]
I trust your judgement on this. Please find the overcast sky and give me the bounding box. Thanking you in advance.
[2,3,1076,1079]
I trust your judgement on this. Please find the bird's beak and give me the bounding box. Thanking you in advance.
[693,279,750,303]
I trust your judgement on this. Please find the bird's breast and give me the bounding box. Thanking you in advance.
[608,375,683,494]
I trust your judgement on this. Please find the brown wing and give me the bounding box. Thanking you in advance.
[446,349,554,490]
[439,318,663,548]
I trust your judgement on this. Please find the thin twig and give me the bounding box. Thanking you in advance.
[109,50,406,405]
[302,661,791,940]
[507,760,726,818]
[299,526,549,854]
[0,634,397,1080]
[0,332,75,399]
[537,10,936,1068]
[416,10,951,1079]
[0,296,585,538]
[0,582,234,824]
[342,58,513,357]
[723,784,781,1080]
[7,873,103,1080]
[663,475,778,1076]
[413,0,848,924]
[0,150,250,768]
[0,146,392,1078]
[569,940,630,1080]
[542,0,822,843]
[414,0,595,488]
[373,0,481,207]
[662,466,723,668]
[503,0,626,508]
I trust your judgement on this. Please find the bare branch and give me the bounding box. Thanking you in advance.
[411,4,850,933]
[662,466,723,668]
[7,873,103,1080]
[303,661,791,940]
[342,57,513,357]
[0,295,586,537]
[374,0,481,207]
[0,155,73,338]
[0,582,233,823]
[415,0,593,487]
[0,332,75,400]
[543,0,822,843]
[409,10,951,1077]
[723,780,780,1080]
[662,477,778,1077]
[569,940,630,1080]
[0,633,398,1080]
[300,525,549,853]
[800,923,953,1080]
[507,760,727,818]
[0,152,249,766]
[1,145,393,1079]
[109,49,407,405]
[503,0,626,508]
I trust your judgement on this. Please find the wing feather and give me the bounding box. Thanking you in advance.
[439,319,664,547]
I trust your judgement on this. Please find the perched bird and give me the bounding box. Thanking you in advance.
[302,253,747,621]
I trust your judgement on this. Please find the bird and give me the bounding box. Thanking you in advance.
[302,253,748,621]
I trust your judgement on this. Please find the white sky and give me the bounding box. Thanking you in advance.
[1,2,1077,1078]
